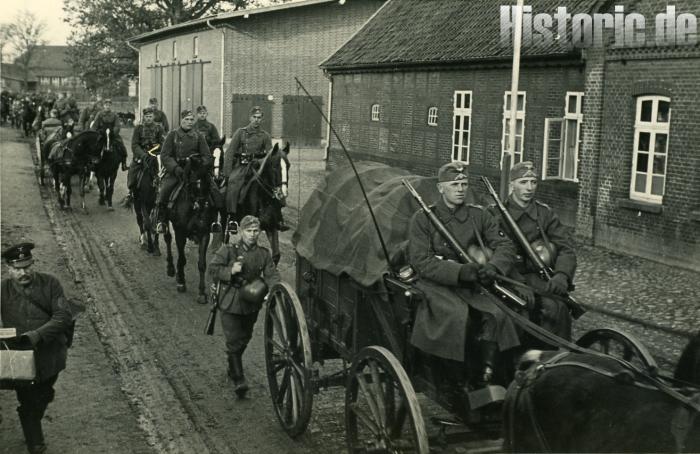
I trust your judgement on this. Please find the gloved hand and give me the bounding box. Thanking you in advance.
[20,331,41,347]
[516,286,536,310]
[477,264,499,286]
[173,166,184,178]
[546,272,569,295]
[458,263,480,284]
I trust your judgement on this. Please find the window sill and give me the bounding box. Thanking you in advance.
[690,210,700,222]
[617,198,663,214]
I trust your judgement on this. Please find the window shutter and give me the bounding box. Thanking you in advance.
[542,118,563,179]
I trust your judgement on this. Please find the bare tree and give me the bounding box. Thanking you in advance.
[1,10,47,90]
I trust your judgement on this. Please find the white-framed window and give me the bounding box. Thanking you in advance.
[543,92,583,181]
[172,40,177,60]
[427,106,438,126]
[371,104,380,122]
[501,91,526,165]
[451,91,472,162]
[630,95,670,203]
[155,44,159,62]
[193,36,199,57]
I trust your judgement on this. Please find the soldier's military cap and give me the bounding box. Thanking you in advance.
[249,106,263,116]
[510,161,538,181]
[438,161,469,183]
[180,109,194,119]
[103,98,112,104]
[142,107,154,116]
[196,105,207,113]
[240,215,260,230]
[2,242,35,268]
[149,97,158,104]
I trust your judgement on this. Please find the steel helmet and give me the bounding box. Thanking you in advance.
[240,278,269,305]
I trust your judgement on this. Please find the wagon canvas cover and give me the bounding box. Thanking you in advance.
[292,162,482,286]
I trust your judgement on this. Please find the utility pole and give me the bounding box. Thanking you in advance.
[499,0,524,200]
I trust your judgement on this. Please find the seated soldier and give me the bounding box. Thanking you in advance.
[408,162,520,388]
[91,99,128,171]
[40,109,64,157]
[126,107,165,199]
[155,109,212,234]
[490,161,576,341]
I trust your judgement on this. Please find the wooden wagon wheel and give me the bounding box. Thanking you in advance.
[345,346,429,454]
[264,282,313,438]
[576,328,658,375]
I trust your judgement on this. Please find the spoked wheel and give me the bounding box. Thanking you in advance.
[576,328,658,374]
[264,282,313,438]
[345,346,429,454]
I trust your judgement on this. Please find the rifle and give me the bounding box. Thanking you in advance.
[481,176,586,319]
[204,220,238,335]
[401,179,527,309]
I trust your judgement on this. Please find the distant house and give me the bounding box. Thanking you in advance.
[1,46,86,96]
[321,0,700,270]
[128,0,384,146]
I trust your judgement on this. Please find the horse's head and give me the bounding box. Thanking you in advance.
[66,130,102,167]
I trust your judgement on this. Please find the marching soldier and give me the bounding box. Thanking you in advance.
[222,106,272,221]
[1,242,73,454]
[148,97,169,132]
[91,99,128,171]
[207,215,280,398]
[155,109,212,234]
[408,162,520,387]
[490,161,576,340]
[126,107,165,199]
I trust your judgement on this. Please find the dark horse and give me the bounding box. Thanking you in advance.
[231,142,290,264]
[95,129,127,210]
[132,148,162,256]
[161,154,223,303]
[46,130,101,210]
[503,332,700,453]
[39,121,74,186]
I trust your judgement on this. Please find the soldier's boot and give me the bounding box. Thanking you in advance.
[155,204,168,234]
[17,407,46,454]
[228,353,249,398]
[477,341,499,388]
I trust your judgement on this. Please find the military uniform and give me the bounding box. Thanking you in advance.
[223,124,272,215]
[1,244,73,453]
[208,219,280,394]
[194,119,221,152]
[79,102,102,131]
[152,109,169,132]
[92,110,127,166]
[127,122,165,191]
[492,196,576,339]
[408,198,519,362]
[156,126,212,207]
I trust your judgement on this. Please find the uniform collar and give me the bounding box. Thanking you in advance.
[245,123,261,133]
[505,196,538,221]
[236,240,258,253]
[434,198,470,222]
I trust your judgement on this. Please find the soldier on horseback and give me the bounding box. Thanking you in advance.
[193,105,221,152]
[148,97,169,132]
[126,107,165,201]
[91,99,128,171]
[40,109,64,159]
[155,109,212,234]
[79,94,102,131]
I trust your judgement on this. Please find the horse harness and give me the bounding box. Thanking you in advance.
[506,350,700,453]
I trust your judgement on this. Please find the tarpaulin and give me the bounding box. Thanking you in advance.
[292,162,482,287]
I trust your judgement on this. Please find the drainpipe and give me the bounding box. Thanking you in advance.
[325,74,333,161]
[126,41,141,117]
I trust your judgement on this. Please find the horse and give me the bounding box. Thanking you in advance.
[39,120,74,186]
[130,146,162,256]
[160,154,221,303]
[503,332,700,453]
[47,130,101,210]
[231,142,290,264]
[95,129,127,210]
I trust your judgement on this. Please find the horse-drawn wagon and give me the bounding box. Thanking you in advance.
[260,163,673,452]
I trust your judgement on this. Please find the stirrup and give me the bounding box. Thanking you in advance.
[156,222,167,234]
[211,221,222,233]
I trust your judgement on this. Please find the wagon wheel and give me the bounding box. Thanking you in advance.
[264,282,313,438]
[576,328,658,375]
[345,346,429,454]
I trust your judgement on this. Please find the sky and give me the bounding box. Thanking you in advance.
[3,0,71,46]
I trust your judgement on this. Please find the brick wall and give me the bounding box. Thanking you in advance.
[327,63,585,224]
[221,0,383,139]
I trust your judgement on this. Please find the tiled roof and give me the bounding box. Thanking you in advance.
[0,63,34,81]
[321,0,600,70]
[22,46,73,72]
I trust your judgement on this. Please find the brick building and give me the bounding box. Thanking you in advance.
[128,0,383,144]
[322,0,700,270]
